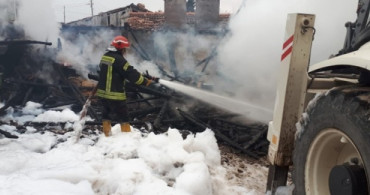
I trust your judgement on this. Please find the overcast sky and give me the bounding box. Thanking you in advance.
[52,0,243,23]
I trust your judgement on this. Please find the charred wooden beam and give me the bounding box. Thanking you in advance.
[4,78,70,88]
[162,118,185,124]
[54,64,84,105]
[54,63,98,120]
[195,46,217,73]
[0,40,52,46]
[236,134,253,143]
[0,91,18,116]
[21,87,34,106]
[130,106,162,118]
[160,113,235,125]
[250,139,269,151]
[178,108,208,130]
[42,100,79,109]
[130,93,154,107]
[242,129,267,150]
[153,101,169,130]
[0,129,18,139]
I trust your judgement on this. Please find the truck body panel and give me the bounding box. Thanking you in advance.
[309,42,370,72]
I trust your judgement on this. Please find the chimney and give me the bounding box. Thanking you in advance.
[164,0,186,29]
[195,0,220,30]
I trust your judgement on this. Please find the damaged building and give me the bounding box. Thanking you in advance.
[0,1,268,158]
[67,1,229,83]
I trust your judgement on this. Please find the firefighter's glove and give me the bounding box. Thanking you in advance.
[145,79,153,86]
[143,70,159,83]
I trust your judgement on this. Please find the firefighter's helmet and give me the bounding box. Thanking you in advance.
[111,36,130,50]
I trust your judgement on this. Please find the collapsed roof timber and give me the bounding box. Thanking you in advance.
[0,2,268,158]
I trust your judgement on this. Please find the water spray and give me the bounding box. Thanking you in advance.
[159,79,273,123]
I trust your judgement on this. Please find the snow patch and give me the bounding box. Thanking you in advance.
[33,108,79,122]
[295,92,324,139]
[305,92,325,112]
[0,110,265,195]
[22,101,44,115]
[26,126,37,133]
[175,162,212,195]
[0,124,17,132]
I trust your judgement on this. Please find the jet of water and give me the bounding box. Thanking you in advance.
[159,79,273,123]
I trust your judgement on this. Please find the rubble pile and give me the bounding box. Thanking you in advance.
[0,41,89,115]
[0,30,268,160]
[0,65,268,159]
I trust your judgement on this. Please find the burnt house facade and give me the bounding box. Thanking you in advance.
[65,2,230,84]
[67,3,149,27]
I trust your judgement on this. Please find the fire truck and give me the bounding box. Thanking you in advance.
[266,1,370,195]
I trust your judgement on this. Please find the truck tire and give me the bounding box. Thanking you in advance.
[293,87,370,195]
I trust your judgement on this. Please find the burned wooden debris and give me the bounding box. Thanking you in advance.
[84,77,269,158]
[0,32,267,160]
[0,129,18,139]
[0,61,268,158]
[0,40,52,46]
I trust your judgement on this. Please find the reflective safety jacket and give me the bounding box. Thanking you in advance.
[96,51,149,100]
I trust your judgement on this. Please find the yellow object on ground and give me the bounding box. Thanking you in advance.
[102,120,112,136]
[120,123,131,132]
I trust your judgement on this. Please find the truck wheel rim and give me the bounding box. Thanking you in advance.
[304,128,364,194]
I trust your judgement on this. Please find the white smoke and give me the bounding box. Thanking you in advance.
[0,0,16,21]
[16,0,60,45]
[151,30,220,83]
[0,0,125,78]
[56,29,117,77]
[216,0,357,110]
[1,0,359,121]
[125,55,163,78]
[120,0,357,122]
[0,0,16,40]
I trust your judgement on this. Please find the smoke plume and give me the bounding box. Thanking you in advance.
[216,0,357,112]
[16,0,60,45]
[0,0,125,78]
[56,29,118,77]
[0,0,359,122]
[120,0,357,122]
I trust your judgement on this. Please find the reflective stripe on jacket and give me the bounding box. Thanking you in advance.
[96,51,148,100]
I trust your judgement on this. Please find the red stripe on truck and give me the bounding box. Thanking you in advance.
[281,46,293,61]
[281,35,294,61]
[283,35,294,49]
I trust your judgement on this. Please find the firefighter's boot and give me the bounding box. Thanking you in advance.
[102,120,112,136]
[120,123,131,132]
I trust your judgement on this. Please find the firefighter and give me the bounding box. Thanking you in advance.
[96,35,156,136]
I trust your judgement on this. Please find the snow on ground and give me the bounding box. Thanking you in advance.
[0,101,269,195]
